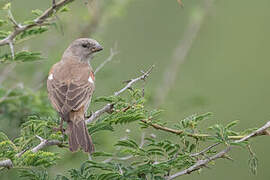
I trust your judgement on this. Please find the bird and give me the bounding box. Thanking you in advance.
[47,38,103,153]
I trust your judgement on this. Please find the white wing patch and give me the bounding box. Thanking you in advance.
[88,76,94,83]
[48,74,53,80]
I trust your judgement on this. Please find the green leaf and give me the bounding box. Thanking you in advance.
[32,9,43,16]
[115,139,139,149]
[0,132,9,141]
[189,144,196,152]
[59,5,70,13]
[19,27,48,40]
[92,151,113,157]
[88,122,114,135]
[0,30,10,39]
[3,3,11,10]
[19,169,49,180]
[0,51,43,63]
[195,112,212,122]
[94,96,123,103]
[226,120,239,129]
[0,19,7,27]
[249,154,258,175]
[19,151,59,168]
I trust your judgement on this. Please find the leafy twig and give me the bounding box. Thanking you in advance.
[190,142,220,157]
[0,0,75,48]
[166,121,270,179]
[0,135,63,168]
[140,119,248,140]
[86,65,154,123]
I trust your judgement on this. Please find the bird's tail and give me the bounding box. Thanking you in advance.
[67,112,94,153]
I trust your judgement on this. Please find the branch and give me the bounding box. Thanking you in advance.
[140,119,248,140]
[190,142,220,157]
[0,135,63,168]
[0,159,12,169]
[31,135,63,153]
[7,9,21,28]
[1,65,154,167]
[86,104,113,124]
[86,65,154,123]
[94,43,119,74]
[166,121,270,180]
[0,0,75,47]
[114,65,154,96]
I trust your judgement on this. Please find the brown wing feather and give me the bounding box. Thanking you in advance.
[48,79,94,115]
[47,60,95,117]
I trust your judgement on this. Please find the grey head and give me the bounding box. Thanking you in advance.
[63,38,103,61]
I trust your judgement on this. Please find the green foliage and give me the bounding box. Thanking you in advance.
[19,169,49,180]
[0,30,10,39]
[31,9,43,17]
[59,5,70,13]
[18,27,48,40]
[0,51,43,63]
[0,84,261,179]
[0,19,8,27]
[0,86,56,127]
[0,0,267,179]
[18,151,59,168]
[0,136,17,160]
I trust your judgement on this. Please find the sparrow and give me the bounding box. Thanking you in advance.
[47,38,103,153]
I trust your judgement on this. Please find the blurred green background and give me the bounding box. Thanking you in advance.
[1,0,270,179]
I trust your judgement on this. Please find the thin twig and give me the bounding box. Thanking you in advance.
[0,0,75,47]
[190,142,220,157]
[166,121,270,179]
[86,65,154,123]
[86,104,113,124]
[140,119,246,140]
[94,43,119,74]
[114,65,154,96]
[0,135,63,168]
[8,9,21,28]
[31,135,63,153]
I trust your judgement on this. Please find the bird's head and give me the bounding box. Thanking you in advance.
[63,38,103,61]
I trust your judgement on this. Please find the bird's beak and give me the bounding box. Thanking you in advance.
[92,44,103,52]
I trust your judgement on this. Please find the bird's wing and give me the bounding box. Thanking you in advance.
[47,63,95,116]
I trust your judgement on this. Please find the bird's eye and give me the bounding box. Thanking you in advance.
[82,44,88,48]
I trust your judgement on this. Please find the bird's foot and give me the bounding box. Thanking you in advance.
[85,111,93,119]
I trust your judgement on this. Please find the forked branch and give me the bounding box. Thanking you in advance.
[166,121,270,179]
